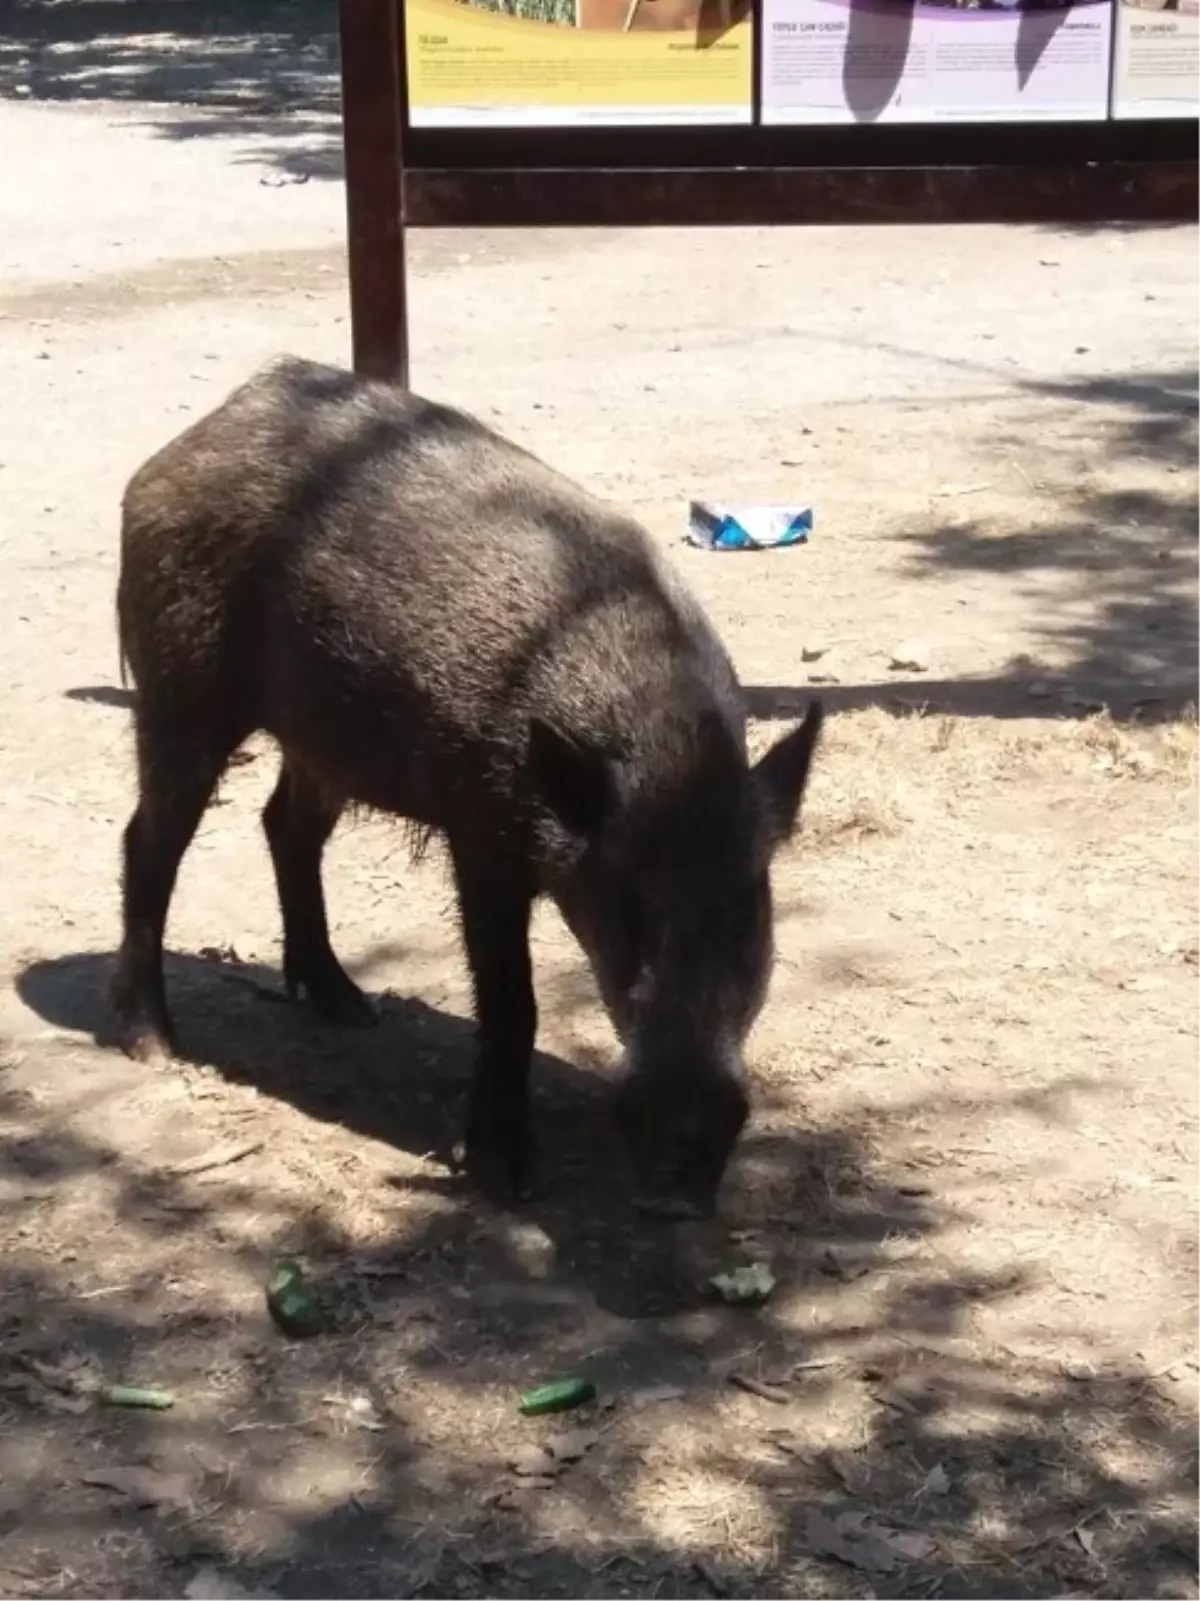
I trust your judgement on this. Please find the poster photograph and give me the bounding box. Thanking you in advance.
[762,0,1114,123]
[405,0,753,125]
[1112,0,1199,117]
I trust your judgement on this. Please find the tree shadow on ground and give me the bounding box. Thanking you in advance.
[749,366,1198,727]
[20,945,940,1324]
[1,1012,1195,1598]
[0,0,344,178]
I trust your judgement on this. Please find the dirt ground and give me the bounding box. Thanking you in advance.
[1,11,1198,1599]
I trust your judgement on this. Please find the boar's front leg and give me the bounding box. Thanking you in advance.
[450,832,537,1202]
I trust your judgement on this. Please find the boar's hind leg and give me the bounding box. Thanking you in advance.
[262,757,376,1027]
[112,715,237,1063]
[451,834,538,1202]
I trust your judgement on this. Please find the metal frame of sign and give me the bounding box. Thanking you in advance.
[338,0,1197,383]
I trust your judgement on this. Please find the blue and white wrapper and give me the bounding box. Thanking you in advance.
[686,502,813,552]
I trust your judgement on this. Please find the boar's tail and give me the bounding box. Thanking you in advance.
[116,592,130,690]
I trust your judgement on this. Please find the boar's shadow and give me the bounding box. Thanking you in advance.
[17,948,787,1318]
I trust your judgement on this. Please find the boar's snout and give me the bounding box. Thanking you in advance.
[614,1064,749,1221]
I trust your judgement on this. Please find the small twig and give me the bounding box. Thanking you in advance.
[932,481,992,498]
[171,1138,263,1178]
[729,1371,791,1404]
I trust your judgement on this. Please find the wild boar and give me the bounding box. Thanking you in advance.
[113,358,823,1216]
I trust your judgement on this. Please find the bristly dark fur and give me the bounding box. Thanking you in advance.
[111,357,823,1212]
[404,820,436,867]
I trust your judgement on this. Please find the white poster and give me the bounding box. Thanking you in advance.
[763,0,1113,123]
[1112,0,1199,118]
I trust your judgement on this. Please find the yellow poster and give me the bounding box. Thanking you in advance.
[405,0,753,124]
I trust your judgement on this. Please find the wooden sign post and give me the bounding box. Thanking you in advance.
[338,0,1197,383]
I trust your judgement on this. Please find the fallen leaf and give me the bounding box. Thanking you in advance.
[728,1371,791,1404]
[692,1556,730,1596]
[759,1361,799,1388]
[807,1509,935,1573]
[41,1390,91,1416]
[82,1465,194,1510]
[509,1444,557,1478]
[0,1375,43,1405]
[490,1487,529,1512]
[197,945,240,964]
[709,1262,776,1305]
[822,1448,869,1493]
[806,1510,890,1572]
[630,1383,686,1408]
[345,1394,385,1431]
[1060,1359,1097,1382]
[821,1247,870,1283]
[547,1427,599,1463]
[172,1140,263,1178]
[502,1219,556,1279]
[184,1567,276,1600]
[0,1569,44,1599]
[24,1355,98,1396]
[888,640,932,674]
[764,1428,809,1458]
[886,1530,937,1562]
[933,482,991,498]
[871,1382,922,1415]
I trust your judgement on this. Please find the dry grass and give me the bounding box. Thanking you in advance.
[752,704,1200,856]
[2,708,1195,1600]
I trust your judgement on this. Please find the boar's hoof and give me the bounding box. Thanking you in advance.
[471,1148,535,1206]
[452,1132,535,1206]
[285,962,378,1028]
[110,968,176,1064]
[116,1015,177,1067]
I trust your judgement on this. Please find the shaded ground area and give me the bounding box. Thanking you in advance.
[0,81,1197,1601]
[3,708,1197,1600]
[1,0,343,179]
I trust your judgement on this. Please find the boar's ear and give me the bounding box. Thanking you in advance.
[752,701,824,849]
[528,717,618,839]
